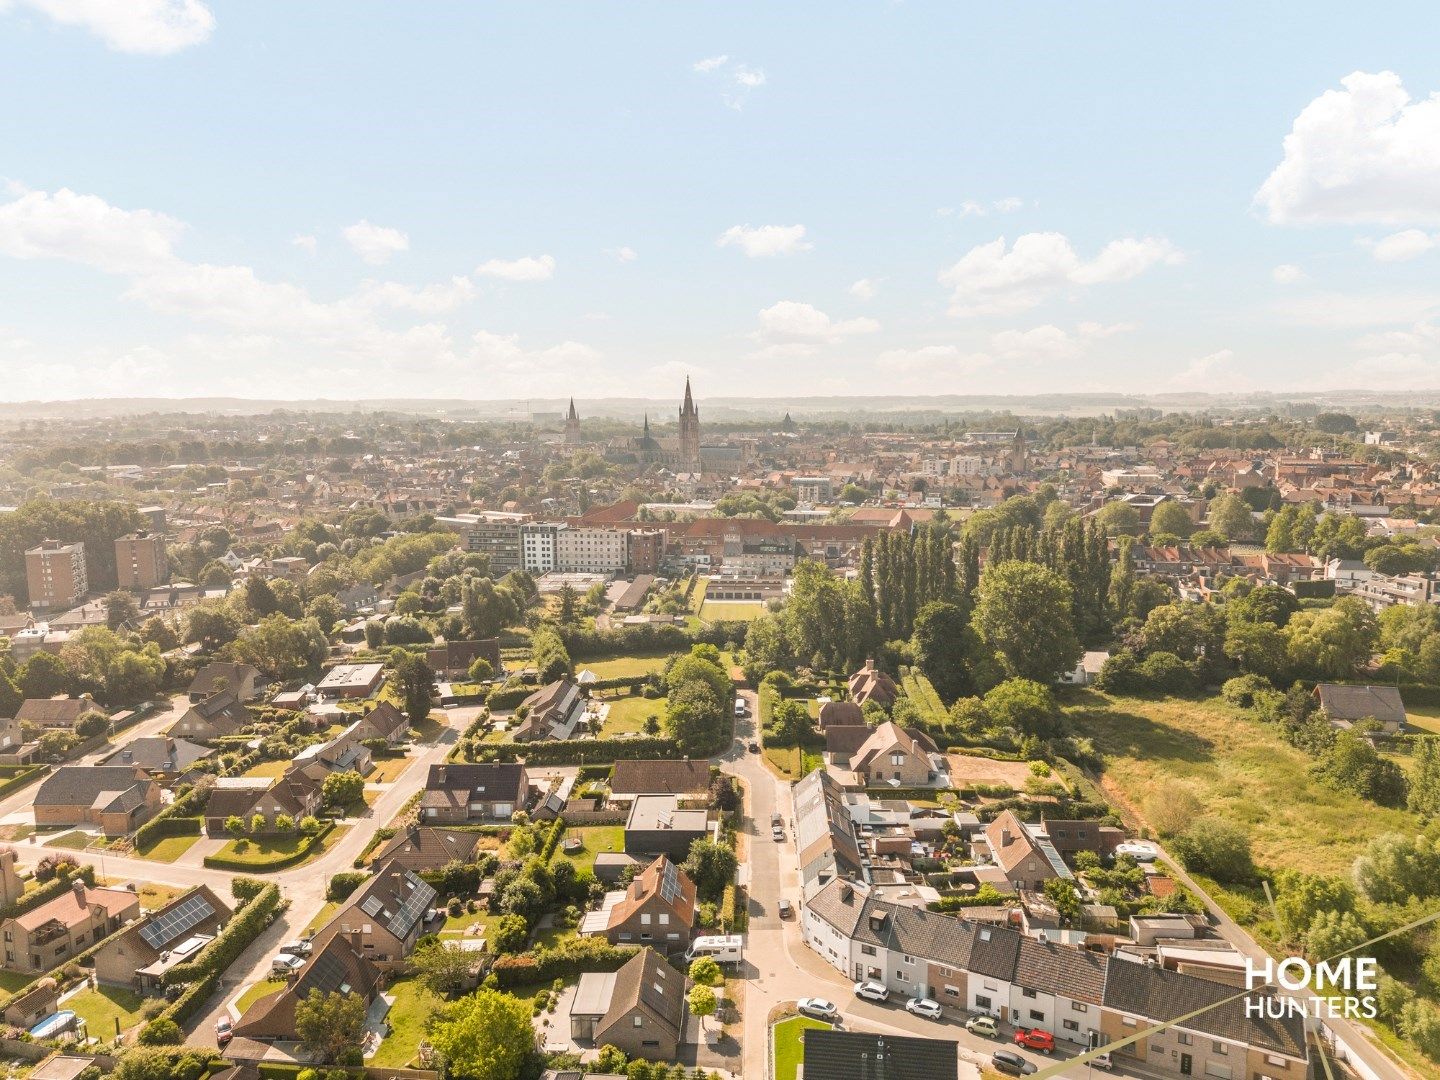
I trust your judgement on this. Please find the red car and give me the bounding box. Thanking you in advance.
[1013,1028,1055,1054]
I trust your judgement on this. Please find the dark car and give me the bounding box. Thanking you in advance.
[991,1050,1037,1076]
[748,741,760,753]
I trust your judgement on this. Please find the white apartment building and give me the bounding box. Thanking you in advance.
[521,523,560,574]
[556,526,628,575]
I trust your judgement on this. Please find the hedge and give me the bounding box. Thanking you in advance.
[584,675,653,692]
[468,734,682,766]
[161,883,283,987]
[490,938,638,988]
[202,823,335,872]
[134,779,213,850]
[0,863,95,924]
[138,816,202,844]
[539,816,566,861]
[486,686,534,711]
[945,745,1026,761]
[353,826,394,869]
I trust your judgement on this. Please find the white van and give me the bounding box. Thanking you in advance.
[733,697,747,718]
[684,934,744,965]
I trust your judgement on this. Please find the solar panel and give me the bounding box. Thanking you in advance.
[139,893,216,950]
[658,861,681,905]
[298,949,347,995]
[360,894,386,918]
[391,873,435,937]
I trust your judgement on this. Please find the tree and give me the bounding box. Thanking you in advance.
[467,657,494,683]
[911,601,971,703]
[1149,500,1193,539]
[594,1046,628,1073]
[137,1018,183,1045]
[230,614,328,679]
[393,651,434,724]
[1285,601,1378,679]
[1315,412,1357,434]
[688,955,723,986]
[1410,738,1440,818]
[971,561,1081,685]
[0,668,19,721]
[322,770,365,809]
[981,678,1062,740]
[1353,832,1440,905]
[75,709,109,739]
[683,838,739,903]
[1096,501,1141,535]
[770,699,811,746]
[490,912,529,953]
[1223,620,1289,680]
[687,984,718,1031]
[111,1048,214,1080]
[104,590,140,630]
[412,940,480,997]
[1305,910,1368,967]
[557,583,579,623]
[294,989,367,1065]
[1273,870,1354,942]
[1042,877,1083,924]
[19,651,68,698]
[1207,493,1256,541]
[224,815,245,839]
[428,988,535,1080]
[1171,818,1254,883]
[1312,732,1407,806]
[530,626,572,682]
[184,605,241,650]
[244,576,280,618]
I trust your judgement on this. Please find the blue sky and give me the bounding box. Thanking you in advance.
[3,2,1440,402]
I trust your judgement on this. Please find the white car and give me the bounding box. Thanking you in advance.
[798,998,838,1019]
[853,980,889,1003]
[734,698,747,717]
[1115,841,1159,862]
[905,997,943,1020]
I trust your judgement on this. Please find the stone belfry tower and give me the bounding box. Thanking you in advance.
[678,377,701,469]
[564,398,581,446]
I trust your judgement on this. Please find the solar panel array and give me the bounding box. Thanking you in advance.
[298,948,348,995]
[659,860,681,905]
[391,874,434,937]
[138,892,216,950]
[360,894,386,919]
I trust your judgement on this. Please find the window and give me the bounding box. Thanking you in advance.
[641,914,651,925]
[633,1017,643,1027]
[975,995,992,1010]
[944,986,960,998]
[895,971,908,982]
[1178,1032,1193,1046]
[1029,1010,1044,1022]
[1212,1042,1227,1055]
[860,945,876,956]
[903,954,914,965]
[1071,1002,1088,1013]
[1021,988,1037,999]
[659,914,669,926]
[1062,1019,1079,1032]
[1122,1016,1137,1028]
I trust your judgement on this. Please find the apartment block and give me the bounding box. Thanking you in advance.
[25,540,87,610]
[115,532,169,591]
[556,526,628,575]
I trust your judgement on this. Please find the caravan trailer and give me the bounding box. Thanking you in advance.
[684,934,744,966]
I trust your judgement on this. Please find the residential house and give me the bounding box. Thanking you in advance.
[33,766,162,836]
[420,763,530,823]
[1315,683,1408,739]
[202,769,322,836]
[99,736,212,783]
[169,690,250,741]
[315,662,385,701]
[1009,935,1108,1047]
[513,677,586,742]
[231,935,381,1044]
[367,825,483,873]
[309,859,437,971]
[0,880,139,974]
[585,856,697,953]
[187,662,261,703]
[354,701,409,746]
[817,700,863,729]
[624,795,710,861]
[1038,818,1125,862]
[848,660,899,709]
[981,810,1071,893]
[793,768,865,898]
[427,639,502,680]
[802,1030,958,1080]
[293,720,373,776]
[848,723,942,787]
[93,884,230,991]
[569,947,688,1060]
[608,759,711,804]
[15,695,99,731]
[0,718,38,766]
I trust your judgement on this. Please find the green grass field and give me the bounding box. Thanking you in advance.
[242,759,291,779]
[1071,690,1414,876]
[563,825,625,874]
[212,825,348,870]
[66,985,147,1039]
[774,1016,831,1080]
[135,833,201,862]
[901,671,948,725]
[765,745,824,781]
[580,653,675,679]
[235,978,286,1014]
[371,975,440,1068]
[1406,702,1440,735]
[43,830,96,850]
[367,755,412,783]
[698,600,768,622]
[596,693,666,736]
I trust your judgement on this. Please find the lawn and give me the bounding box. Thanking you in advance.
[765,745,824,781]
[1071,690,1415,876]
[438,908,493,939]
[135,833,201,862]
[242,759,291,779]
[367,755,412,784]
[0,970,33,994]
[211,825,349,870]
[595,693,666,736]
[900,671,948,725]
[305,901,341,934]
[65,985,147,1040]
[43,830,95,850]
[235,978,286,1014]
[371,975,441,1068]
[580,653,675,679]
[689,576,709,612]
[773,1015,831,1080]
[563,825,625,875]
[698,601,768,622]
[1406,703,1440,735]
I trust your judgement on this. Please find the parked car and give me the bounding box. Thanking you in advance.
[771,812,783,828]
[734,698,748,717]
[748,741,760,753]
[905,997,942,1020]
[1115,840,1159,862]
[798,998,838,1019]
[1090,1051,1115,1071]
[278,939,312,956]
[271,953,306,976]
[772,826,785,841]
[853,980,889,1003]
[965,1014,997,1038]
[777,898,794,918]
[215,1018,233,1047]
[990,1050,1037,1076]
[1013,1028,1056,1054]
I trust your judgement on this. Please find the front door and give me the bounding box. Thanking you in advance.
[1180,1052,1193,1075]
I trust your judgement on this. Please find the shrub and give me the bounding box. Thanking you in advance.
[1171,818,1255,884]
[1221,674,1273,710]
[137,1018,184,1046]
[327,872,368,902]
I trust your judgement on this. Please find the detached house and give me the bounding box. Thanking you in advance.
[570,948,689,1060]
[33,766,162,837]
[232,935,381,1044]
[93,884,230,992]
[367,825,483,873]
[1,880,139,974]
[427,638,501,680]
[170,690,249,741]
[848,722,943,787]
[99,736,212,783]
[848,660,899,709]
[421,763,530,823]
[582,856,697,953]
[16,695,98,732]
[354,701,409,746]
[1315,683,1408,739]
[609,759,712,804]
[513,677,586,742]
[187,662,261,703]
[981,810,1070,893]
[309,859,436,970]
[203,768,322,836]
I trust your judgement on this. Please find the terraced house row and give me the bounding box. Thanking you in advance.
[801,878,1308,1080]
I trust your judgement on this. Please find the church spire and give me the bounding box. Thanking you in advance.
[681,376,696,418]
[567,398,578,421]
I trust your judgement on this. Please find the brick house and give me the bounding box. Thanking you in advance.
[169,690,250,741]
[570,948,688,1060]
[187,662,261,703]
[1,880,139,974]
[308,859,437,971]
[981,810,1068,893]
[420,763,529,823]
[849,722,941,786]
[599,856,697,953]
[33,766,162,837]
[92,884,230,991]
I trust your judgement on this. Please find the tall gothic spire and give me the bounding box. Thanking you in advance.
[681,376,696,418]
[567,398,578,421]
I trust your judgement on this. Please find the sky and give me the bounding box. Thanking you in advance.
[3,2,1440,403]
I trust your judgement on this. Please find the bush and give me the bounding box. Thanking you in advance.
[231,877,268,904]
[490,937,638,988]
[1221,674,1273,709]
[327,872,368,902]
[161,883,282,987]
[137,1018,183,1046]
[467,734,680,766]
[1171,818,1255,884]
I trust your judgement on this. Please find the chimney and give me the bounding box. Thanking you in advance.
[1001,828,1011,846]
[71,879,87,902]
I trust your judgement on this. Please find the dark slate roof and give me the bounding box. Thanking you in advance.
[424,763,527,802]
[1013,936,1108,1005]
[964,922,1024,982]
[188,662,259,697]
[1316,683,1406,724]
[824,725,873,759]
[802,1029,958,1080]
[101,736,212,773]
[34,766,151,807]
[599,947,686,1038]
[1102,958,1306,1059]
[610,758,711,796]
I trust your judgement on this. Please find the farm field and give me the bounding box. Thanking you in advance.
[578,652,673,679]
[1070,689,1413,876]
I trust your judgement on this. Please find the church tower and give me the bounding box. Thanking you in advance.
[678,377,701,469]
[1009,428,1028,474]
[564,399,581,446]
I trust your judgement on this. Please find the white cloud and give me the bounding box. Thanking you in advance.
[849,278,877,301]
[0,186,182,273]
[950,198,1024,218]
[938,232,1181,317]
[717,224,811,258]
[1077,320,1137,338]
[1,0,214,54]
[355,276,476,314]
[693,55,766,109]
[877,345,991,375]
[1171,348,1248,390]
[1256,71,1440,225]
[993,197,1024,213]
[1366,229,1437,262]
[341,220,408,265]
[692,54,729,73]
[474,254,556,282]
[990,325,1082,362]
[612,246,638,263]
[755,301,880,345]
[470,331,602,385]
[291,234,317,255]
[1272,263,1306,283]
